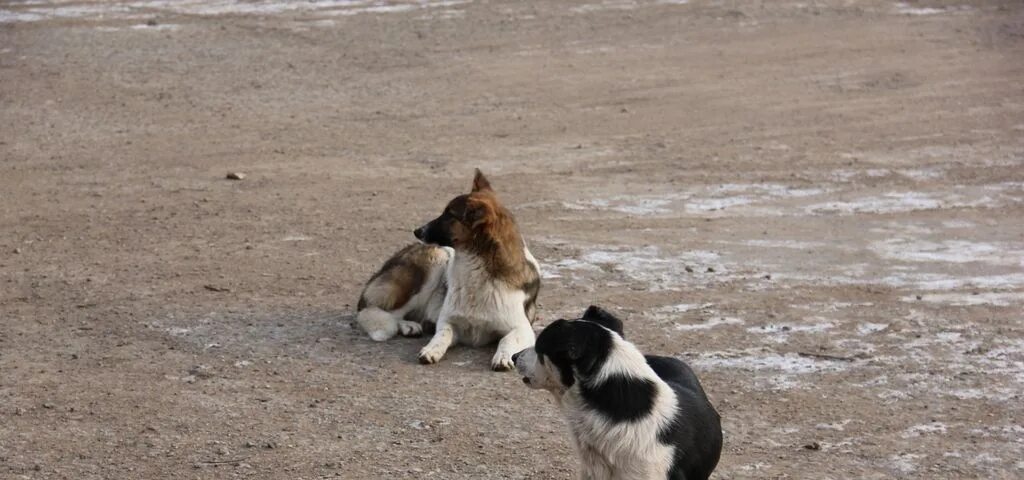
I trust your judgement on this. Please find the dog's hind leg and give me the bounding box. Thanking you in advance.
[418,319,456,365]
[357,307,400,342]
[492,322,535,371]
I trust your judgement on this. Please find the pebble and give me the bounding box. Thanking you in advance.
[226,172,246,180]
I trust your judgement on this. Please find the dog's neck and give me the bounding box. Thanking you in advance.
[586,333,658,386]
[455,211,530,282]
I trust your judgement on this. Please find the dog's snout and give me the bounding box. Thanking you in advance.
[413,227,424,240]
[511,351,522,364]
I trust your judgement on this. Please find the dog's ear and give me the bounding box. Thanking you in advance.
[581,305,624,337]
[471,168,493,193]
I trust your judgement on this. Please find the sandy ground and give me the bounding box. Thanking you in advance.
[2,0,1023,478]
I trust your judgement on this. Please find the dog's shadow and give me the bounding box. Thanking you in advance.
[153,308,496,368]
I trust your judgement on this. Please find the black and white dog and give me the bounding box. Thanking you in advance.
[513,306,722,480]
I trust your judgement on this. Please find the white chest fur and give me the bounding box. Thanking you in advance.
[441,251,529,346]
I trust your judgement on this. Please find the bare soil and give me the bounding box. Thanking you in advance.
[2,1,1023,479]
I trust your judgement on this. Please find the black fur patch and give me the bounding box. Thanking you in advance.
[580,305,624,337]
[580,374,657,422]
[647,355,722,480]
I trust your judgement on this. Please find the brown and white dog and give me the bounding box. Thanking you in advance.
[355,170,541,370]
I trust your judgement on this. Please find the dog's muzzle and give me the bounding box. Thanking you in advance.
[413,226,425,240]
[512,350,531,384]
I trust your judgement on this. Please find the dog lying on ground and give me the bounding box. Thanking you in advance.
[513,306,722,480]
[356,169,541,370]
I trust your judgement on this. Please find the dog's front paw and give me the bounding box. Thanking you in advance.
[490,352,515,372]
[398,320,423,337]
[418,346,445,365]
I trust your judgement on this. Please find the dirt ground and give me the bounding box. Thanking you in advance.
[2,0,1023,478]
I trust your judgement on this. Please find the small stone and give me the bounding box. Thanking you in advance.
[216,446,229,456]
[916,295,923,300]
[684,266,694,273]
[763,274,772,280]
[244,441,256,448]
[42,402,55,409]
[188,365,214,379]
[146,19,158,26]
[803,442,821,451]
[13,247,21,254]
[225,172,246,180]
[706,267,716,273]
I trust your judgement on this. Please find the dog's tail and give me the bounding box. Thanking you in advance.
[357,306,400,342]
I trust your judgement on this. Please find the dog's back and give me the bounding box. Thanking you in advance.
[646,355,723,480]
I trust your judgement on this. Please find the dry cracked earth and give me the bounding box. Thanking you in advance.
[1,0,1023,479]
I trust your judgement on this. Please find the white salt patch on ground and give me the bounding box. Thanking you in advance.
[544,245,727,290]
[903,292,1024,307]
[738,239,830,249]
[748,320,833,335]
[692,349,852,374]
[835,338,877,355]
[971,453,1002,465]
[942,219,976,229]
[805,191,999,215]
[891,453,924,474]
[895,3,945,15]
[791,302,875,312]
[857,322,889,335]
[883,272,1024,291]
[0,0,470,23]
[898,167,945,181]
[685,196,755,213]
[130,23,180,31]
[562,183,828,217]
[653,303,712,314]
[816,419,852,431]
[562,196,675,215]
[687,184,828,214]
[870,238,1024,266]
[571,1,638,14]
[675,316,743,331]
[902,422,948,438]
